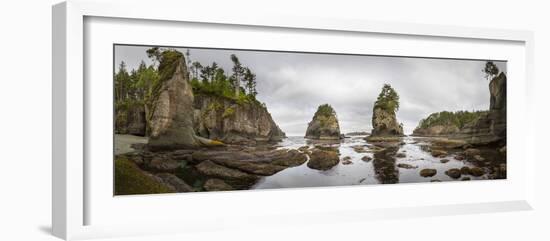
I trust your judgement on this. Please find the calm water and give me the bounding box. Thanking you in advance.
[252,135,487,189]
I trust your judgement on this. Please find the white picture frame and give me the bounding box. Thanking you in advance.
[52,0,535,240]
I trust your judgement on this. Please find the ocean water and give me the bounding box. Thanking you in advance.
[252,135,487,189]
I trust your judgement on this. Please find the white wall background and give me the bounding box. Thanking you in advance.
[0,0,548,240]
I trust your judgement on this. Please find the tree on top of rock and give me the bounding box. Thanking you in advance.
[315,104,337,117]
[482,61,499,81]
[374,84,400,113]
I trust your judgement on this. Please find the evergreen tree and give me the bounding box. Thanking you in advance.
[230,54,244,96]
[243,67,257,98]
[482,61,499,80]
[374,84,400,113]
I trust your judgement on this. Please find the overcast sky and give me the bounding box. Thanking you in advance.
[115,45,506,136]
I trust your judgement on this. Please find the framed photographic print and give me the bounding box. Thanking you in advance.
[52,0,535,240]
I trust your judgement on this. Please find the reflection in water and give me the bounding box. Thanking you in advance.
[252,136,503,190]
[372,146,399,184]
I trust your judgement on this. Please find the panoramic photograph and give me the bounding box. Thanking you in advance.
[113,45,507,195]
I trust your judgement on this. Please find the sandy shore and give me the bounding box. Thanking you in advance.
[115,134,148,155]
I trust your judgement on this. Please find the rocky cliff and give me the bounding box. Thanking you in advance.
[370,107,404,137]
[193,94,285,144]
[412,73,506,145]
[455,73,507,145]
[305,104,342,140]
[115,102,146,136]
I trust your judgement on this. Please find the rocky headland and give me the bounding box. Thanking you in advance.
[413,72,507,147]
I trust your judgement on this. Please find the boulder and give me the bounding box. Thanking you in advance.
[440,159,450,163]
[361,156,372,162]
[307,148,340,170]
[397,163,417,169]
[445,168,462,179]
[305,104,342,140]
[195,160,259,189]
[420,168,437,177]
[469,167,485,177]
[431,149,448,157]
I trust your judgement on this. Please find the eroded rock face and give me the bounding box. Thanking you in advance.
[456,73,507,145]
[305,104,342,140]
[193,95,285,145]
[148,51,201,149]
[370,107,404,137]
[115,103,146,136]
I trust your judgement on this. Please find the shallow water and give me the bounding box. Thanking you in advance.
[252,136,489,189]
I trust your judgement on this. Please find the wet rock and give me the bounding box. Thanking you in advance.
[420,168,437,177]
[191,150,256,164]
[395,152,406,158]
[203,179,234,191]
[270,149,308,167]
[473,155,485,162]
[211,159,287,176]
[342,160,353,165]
[430,179,442,182]
[440,159,450,163]
[155,173,194,192]
[298,146,310,152]
[445,168,462,179]
[461,177,471,181]
[148,156,183,172]
[352,145,369,153]
[460,166,471,175]
[464,148,481,158]
[361,156,372,162]
[195,160,259,189]
[307,148,340,170]
[469,167,485,177]
[499,146,506,154]
[455,155,465,161]
[397,163,417,169]
[431,149,447,157]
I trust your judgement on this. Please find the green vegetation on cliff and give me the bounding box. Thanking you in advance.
[416,110,487,129]
[114,48,267,136]
[374,84,400,113]
[314,104,336,117]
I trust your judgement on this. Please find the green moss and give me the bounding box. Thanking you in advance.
[114,157,173,195]
[222,107,235,118]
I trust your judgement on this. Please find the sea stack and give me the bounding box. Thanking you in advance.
[305,104,342,140]
[148,50,220,150]
[367,84,404,141]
